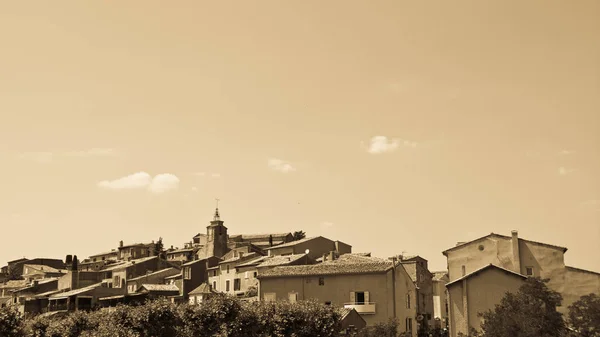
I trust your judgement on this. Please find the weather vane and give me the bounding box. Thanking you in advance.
[215,198,220,209]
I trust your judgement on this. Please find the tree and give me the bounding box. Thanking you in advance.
[479,277,566,337]
[293,231,306,241]
[72,255,79,271]
[567,293,600,337]
[154,237,165,259]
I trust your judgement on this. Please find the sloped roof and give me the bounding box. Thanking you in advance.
[24,264,66,274]
[258,254,397,278]
[100,256,157,271]
[401,263,417,283]
[49,282,103,299]
[432,271,449,281]
[119,242,154,249]
[127,267,180,282]
[445,264,527,287]
[189,283,217,295]
[0,280,28,289]
[139,284,179,292]
[164,273,182,280]
[257,254,307,268]
[442,233,568,256]
[218,252,260,265]
[229,233,292,240]
[263,236,324,250]
[565,266,600,276]
[166,248,194,254]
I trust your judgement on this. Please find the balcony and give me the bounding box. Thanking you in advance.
[344,302,376,314]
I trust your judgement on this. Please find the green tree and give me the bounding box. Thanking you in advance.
[567,293,600,337]
[292,230,306,241]
[479,277,565,337]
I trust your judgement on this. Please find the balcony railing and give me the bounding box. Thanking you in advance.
[343,302,376,314]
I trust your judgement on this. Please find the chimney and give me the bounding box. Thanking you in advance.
[322,253,328,262]
[511,230,521,273]
[328,251,336,262]
[171,245,174,250]
[119,240,124,248]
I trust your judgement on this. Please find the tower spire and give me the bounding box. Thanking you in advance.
[213,198,221,221]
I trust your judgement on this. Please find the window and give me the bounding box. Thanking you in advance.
[226,280,230,292]
[406,294,411,309]
[350,291,369,305]
[114,276,121,288]
[213,270,217,277]
[245,271,249,279]
[264,293,276,302]
[213,281,217,290]
[253,272,257,278]
[234,278,241,291]
[525,267,534,276]
[318,277,325,286]
[461,265,466,276]
[227,265,230,274]
[406,318,413,332]
[184,267,192,280]
[288,292,298,303]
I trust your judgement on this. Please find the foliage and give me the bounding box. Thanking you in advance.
[292,231,306,241]
[356,318,402,337]
[567,293,600,337]
[479,277,566,337]
[0,305,24,337]
[154,237,165,259]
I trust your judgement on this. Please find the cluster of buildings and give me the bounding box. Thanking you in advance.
[1,208,598,337]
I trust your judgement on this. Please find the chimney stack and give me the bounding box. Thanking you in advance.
[329,251,336,262]
[322,253,328,262]
[511,230,521,273]
[119,240,124,248]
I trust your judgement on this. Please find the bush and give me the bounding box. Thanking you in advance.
[0,305,24,337]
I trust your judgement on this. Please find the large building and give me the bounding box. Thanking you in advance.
[258,253,418,336]
[442,230,600,336]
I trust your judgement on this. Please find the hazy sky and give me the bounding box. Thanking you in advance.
[1,1,599,273]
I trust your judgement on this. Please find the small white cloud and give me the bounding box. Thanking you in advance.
[98,172,152,190]
[19,152,54,163]
[148,174,180,194]
[268,158,296,173]
[558,150,574,156]
[98,172,180,194]
[366,136,417,154]
[558,167,576,176]
[64,148,117,157]
[321,221,334,228]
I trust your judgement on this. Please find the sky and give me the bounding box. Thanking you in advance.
[0,0,599,273]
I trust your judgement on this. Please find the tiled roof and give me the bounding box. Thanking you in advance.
[189,283,216,295]
[432,271,449,281]
[100,256,157,271]
[218,252,259,265]
[247,241,284,247]
[120,242,154,249]
[235,256,268,268]
[445,264,527,287]
[337,308,352,320]
[127,268,180,282]
[0,280,29,289]
[442,233,568,255]
[264,236,322,250]
[49,282,103,299]
[167,248,193,254]
[164,273,182,280]
[229,233,291,240]
[139,284,180,292]
[258,255,397,278]
[256,254,307,268]
[25,265,66,274]
[565,266,600,276]
[89,251,118,258]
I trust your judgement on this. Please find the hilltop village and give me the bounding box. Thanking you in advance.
[1,208,599,337]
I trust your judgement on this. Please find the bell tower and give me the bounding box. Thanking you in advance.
[205,199,229,258]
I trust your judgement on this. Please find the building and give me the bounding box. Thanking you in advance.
[264,236,352,260]
[400,255,434,333]
[338,307,367,335]
[126,267,181,293]
[174,256,221,301]
[445,264,527,336]
[228,233,294,250]
[117,241,157,261]
[165,246,195,264]
[257,253,418,336]
[4,258,66,278]
[442,230,600,335]
[432,271,449,329]
[188,282,219,305]
[21,264,68,282]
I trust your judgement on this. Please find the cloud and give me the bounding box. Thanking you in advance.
[19,152,54,163]
[64,148,117,157]
[321,221,334,228]
[365,136,417,154]
[268,158,296,173]
[97,172,180,194]
[558,167,576,176]
[20,148,118,163]
[558,150,574,156]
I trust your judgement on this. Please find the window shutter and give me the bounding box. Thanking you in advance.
[364,291,370,304]
[350,291,355,303]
